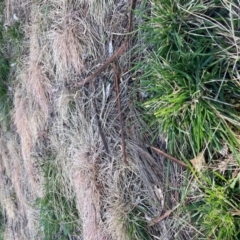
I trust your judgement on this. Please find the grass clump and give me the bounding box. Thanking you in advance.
[138,0,240,158]
[186,171,240,239]
[0,0,23,124]
[0,206,4,240]
[127,206,150,240]
[36,155,80,240]
[136,0,240,239]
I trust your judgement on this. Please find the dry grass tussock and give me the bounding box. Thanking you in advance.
[0,0,190,239]
[52,27,83,76]
[87,0,114,24]
[72,150,108,240]
[0,130,41,239]
[45,0,106,80]
[0,1,51,239]
[56,76,187,239]
[13,3,50,198]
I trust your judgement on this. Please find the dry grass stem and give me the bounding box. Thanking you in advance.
[0,0,190,239]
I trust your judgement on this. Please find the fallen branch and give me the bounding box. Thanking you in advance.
[73,43,127,87]
[148,210,172,227]
[92,98,109,155]
[113,61,127,164]
[72,0,136,88]
[150,146,188,168]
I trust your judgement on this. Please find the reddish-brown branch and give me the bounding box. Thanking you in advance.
[148,210,172,227]
[73,0,136,88]
[73,43,128,88]
[150,146,188,168]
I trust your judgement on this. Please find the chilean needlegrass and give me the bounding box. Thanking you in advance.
[137,0,240,159]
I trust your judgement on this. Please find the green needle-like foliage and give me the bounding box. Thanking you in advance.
[136,1,240,238]
[138,0,240,158]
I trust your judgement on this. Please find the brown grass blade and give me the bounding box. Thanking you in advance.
[150,146,188,168]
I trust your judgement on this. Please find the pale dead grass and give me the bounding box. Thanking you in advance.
[1,198,15,222]
[27,8,50,118]
[6,135,26,215]
[72,150,108,240]
[52,27,84,77]
[104,162,142,240]
[0,151,13,232]
[86,0,114,24]
[0,129,41,239]
[13,88,41,198]
[58,77,175,239]
[13,3,51,199]
[0,133,20,220]
[4,228,29,240]
[45,0,104,82]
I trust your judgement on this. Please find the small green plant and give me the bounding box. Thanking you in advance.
[186,171,240,239]
[127,206,150,240]
[136,0,240,239]
[36,156,80,240]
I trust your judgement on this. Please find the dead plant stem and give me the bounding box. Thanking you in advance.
[150,146,188,168]
[148,210,172,227]
[113,61,127,164]
[73,0,136,88]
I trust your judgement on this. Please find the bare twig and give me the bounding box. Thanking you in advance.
[150,146,188,168]
[148,210,172,227]
[93,98,110,155]
[73,43,128,87]
[113,61,127,164]
[72,0,136,88]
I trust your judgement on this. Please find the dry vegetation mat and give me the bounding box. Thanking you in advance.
[0,0,188,239]
[0,0,239,240]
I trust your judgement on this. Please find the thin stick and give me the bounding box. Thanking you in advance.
[148,210,172,227]
[93,98,109,155]
[73,43,127,87]
[72,0,136,88]
[150,146,188,168]
[113,61,127,164]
